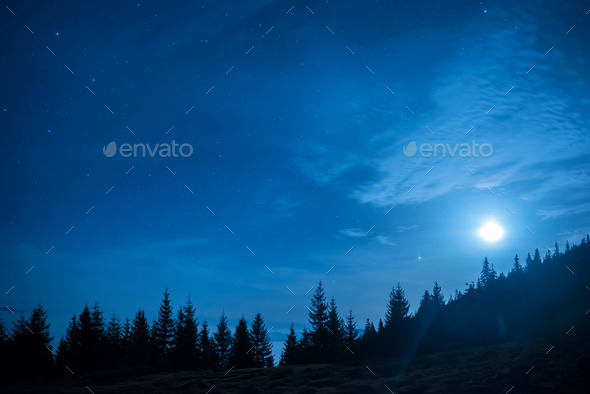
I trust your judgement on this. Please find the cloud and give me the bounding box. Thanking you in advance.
[375,235,397,246]
[272,196,304,217]
[537,202,590,220]
[397,225,418,233]
[295,12,590,211]
[338,228,367,238]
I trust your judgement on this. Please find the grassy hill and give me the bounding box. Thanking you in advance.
[7,334,588,393]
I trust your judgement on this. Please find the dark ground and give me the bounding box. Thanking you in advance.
[5,336,589,394]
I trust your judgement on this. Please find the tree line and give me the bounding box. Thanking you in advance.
[279,235,590,364]
[1,235,589,379]
[0,290,273,379]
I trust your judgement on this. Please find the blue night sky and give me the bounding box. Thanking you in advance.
[1,1,590,353]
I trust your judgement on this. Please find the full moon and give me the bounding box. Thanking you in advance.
[479,222,504,242]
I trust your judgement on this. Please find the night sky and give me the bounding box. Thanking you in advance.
[2,1,590,356]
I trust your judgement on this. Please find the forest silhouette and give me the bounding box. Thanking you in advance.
[1,236,589,387]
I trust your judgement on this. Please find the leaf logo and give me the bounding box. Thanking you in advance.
[403,141,417,158]
[103,141,117,157]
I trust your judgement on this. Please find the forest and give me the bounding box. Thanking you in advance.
[1,235,589,389]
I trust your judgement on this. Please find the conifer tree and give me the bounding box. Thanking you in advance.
[416,290,432,319]
[326,297,344,361]
[173,296,198,368]
[214,312,232,369]
[479,257,497,286]
[280,323,299,365]
[344,309,357,354]
[431,281,445,308]
[105,314,122,365]
[308,281,329,360]
[512,254,522,274]
[229,316,254,368]
[130,308,151,366]
[250,312,274,368]
[197,321,218,368]
[152,288,175,363]
[56,315,80,369]
[106,314,122,348]
[384,283,410,328]
[11,305,53,374]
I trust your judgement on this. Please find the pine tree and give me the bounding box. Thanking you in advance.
[344,309,357,354]
[91,302,106,367]
[325,296,344,361]
[512,254,523,274]
[106,315,122,348]
[416,290,432,320]
[14,304,54,374]
[384,283,410,328]
[554,242,560,256]
[214,312,232,369]
[121,317,131,361]
[565,240,571,252]
[250,312,274,368]
[298,327,312,362]
[229,316,254,369]
[130,308,151,366]
[152,288,175,363]
[360,319,377,358]
[544,249,552,264]
[55,315,80,369]
[382,283,410,354]
[172,296,198,368]
[78,305,96,369]
[197,321,218,368]
[280,323,299,365]
[105,314,122,366]
[431,281,445,308]
[308,281,329,360]
[479,257,496,286]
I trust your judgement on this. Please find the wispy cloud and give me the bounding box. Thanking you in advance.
[338,228,367,238]
[537,202,590,220]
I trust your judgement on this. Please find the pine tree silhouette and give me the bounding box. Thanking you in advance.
[152,288,175,364]
[229,316,254,368]
[250,312,274,368]
[172,296,198,368]
[280,323,299,365]
[105,314,122,367]
[385,283,410,327]
[511,254,523,274]
[308,281,329,361]
[130,308,151,367]
[326,296,344,361]
[10,305,53,375]
[344,309,358,357]
[56,315,80,370]
[382,283,411,355]
[197,321,218,369]
[214,312,232,369]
